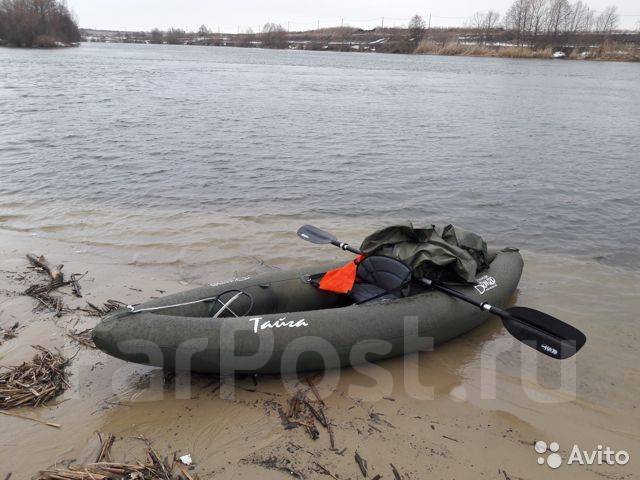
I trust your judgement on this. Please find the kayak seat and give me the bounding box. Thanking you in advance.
[350,256,412,304]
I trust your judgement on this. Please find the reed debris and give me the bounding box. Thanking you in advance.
[38,433,200,479]
[0,345,69,409]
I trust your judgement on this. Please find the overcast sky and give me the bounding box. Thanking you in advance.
[67,0,639,32]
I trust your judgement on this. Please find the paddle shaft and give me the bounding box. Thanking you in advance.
[420,278,509,318]
[330,240,362,255]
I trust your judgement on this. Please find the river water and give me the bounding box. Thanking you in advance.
[1,42,639,278]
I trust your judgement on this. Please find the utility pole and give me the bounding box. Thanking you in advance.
[341,18,344,28]
[381,17,384,29]
[287,21,290,32]
[317,19,320,30]
[428,13,431,30]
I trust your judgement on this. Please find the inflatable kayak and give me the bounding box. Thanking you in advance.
[92,247,523,374]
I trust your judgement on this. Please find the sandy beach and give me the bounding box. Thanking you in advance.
[1,229,638,479]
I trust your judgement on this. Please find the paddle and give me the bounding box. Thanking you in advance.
[297,224,362,254]
[296,225,586,360]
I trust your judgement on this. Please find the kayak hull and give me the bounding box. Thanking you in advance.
[92,249,523,374]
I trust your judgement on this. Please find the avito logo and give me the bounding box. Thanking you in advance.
[535,440,630,469]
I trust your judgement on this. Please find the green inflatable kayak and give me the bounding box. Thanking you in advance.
[92,247,523,374]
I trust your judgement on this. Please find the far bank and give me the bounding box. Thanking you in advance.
[81,26,640,63]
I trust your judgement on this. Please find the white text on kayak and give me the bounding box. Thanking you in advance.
[475,275,498,295]
[250,317,309,333]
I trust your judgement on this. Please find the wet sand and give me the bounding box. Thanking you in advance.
[1,229,639,479]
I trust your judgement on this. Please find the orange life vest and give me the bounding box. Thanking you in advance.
[318,255,364,294]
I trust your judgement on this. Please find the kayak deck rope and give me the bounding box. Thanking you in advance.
[126,289,254,318]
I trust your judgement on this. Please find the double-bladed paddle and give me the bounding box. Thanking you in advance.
[297,224,362,254]
[296,224,586,360]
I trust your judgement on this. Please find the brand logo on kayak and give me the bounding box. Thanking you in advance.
[474,275,497,295]
[250,316,309,333]
[541,344,559,356]
[535,440,630,469]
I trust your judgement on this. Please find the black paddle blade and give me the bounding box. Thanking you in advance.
[502,307,586,360]
[297,224,337,245]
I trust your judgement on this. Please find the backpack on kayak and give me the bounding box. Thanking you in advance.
[360,221,490,283]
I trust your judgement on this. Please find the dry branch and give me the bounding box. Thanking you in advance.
[355,452,367,477]
[85,300,126,316]
[23,255,88,314]
[38,434,199,480]
[26,254,64,285]
[66,329,96,349]
[0,409,61,428]
[390,463,402,480]
[96,433,115,462]
[281,387,336,446]
[0,346,69,409]
[249,456,305,479]
[313,462,339,479]
[0,322,19,345]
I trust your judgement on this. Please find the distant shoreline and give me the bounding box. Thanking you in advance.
[71,37,640,63]
[78,26,640,63]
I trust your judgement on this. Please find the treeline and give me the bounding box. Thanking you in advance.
[141,23,288,48]
[0,0,80,47]
[500,0,621,46]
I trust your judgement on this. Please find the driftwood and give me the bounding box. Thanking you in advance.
[280,382,336,447]
[24,254,66,314]
[355,452,368,477]
[26,254,64,286]
[313,462,339,479]
[0,409,61,428]
[0,346,69,409]
[96,433,115,462]
[84,300,126,317]
[23,255,87,314]
[0,322,19,345]
[38,434,200,480]
[390,463,403,480]
[66,328,96,349]
[249,456,304,480]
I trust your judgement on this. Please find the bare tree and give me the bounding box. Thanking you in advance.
[468,10,501,44]
[529,0,548,36]
[566,1,592,33]
[150,28,163,44]
[594,5,619,34]
[546,0,570,39]
[237,28,254,48]
[483,10,501,43]
[408,14,426,47]
[0,0,80,47]
[165,27,185,45]
[505,0,533,45]
[197,24,211,38]
[261,22,287,49]
[467,11,484,31]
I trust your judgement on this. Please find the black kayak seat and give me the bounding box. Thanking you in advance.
[350,255,412,304]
